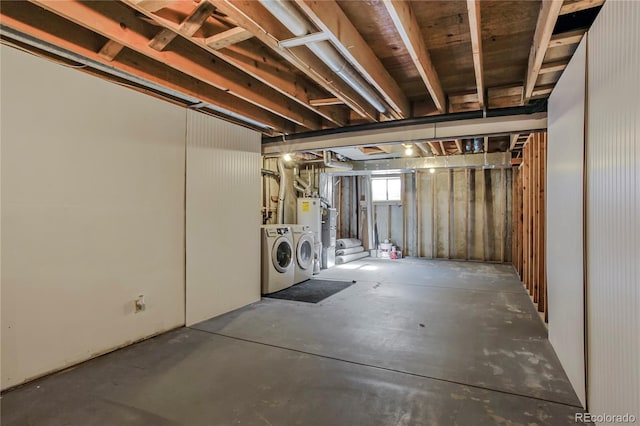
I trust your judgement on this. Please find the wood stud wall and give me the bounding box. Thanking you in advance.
[512,132,548,319]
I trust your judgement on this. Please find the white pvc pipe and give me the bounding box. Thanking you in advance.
[259,0,387,114]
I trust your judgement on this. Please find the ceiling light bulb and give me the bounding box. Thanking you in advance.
[404,147,414,156]
[283,153,292,161]
[429,168,436,174]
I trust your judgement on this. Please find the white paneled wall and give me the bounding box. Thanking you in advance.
[547,38,587,407]
[185,111,261,326]
[1,46,186,389]
[586,1,640,420]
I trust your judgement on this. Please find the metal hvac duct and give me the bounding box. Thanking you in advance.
[259,0,387,115]
[323,150,353,170]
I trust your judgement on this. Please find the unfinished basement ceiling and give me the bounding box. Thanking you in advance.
[0,0,602,158]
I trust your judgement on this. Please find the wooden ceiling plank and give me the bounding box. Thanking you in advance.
[148,2,215,51]
[560,0,605,15]
[29,0,323,130]
[548,29,586,48]
[449,92,479,105]
[209,0,378,123]
[466,0,485,108]
[455,139,463,154]
[294,0,410,119]
[98,39,124,61]
[524,0,563,102]
[539,60,568,74]
[124,0,346,127]
[382,0,446,113]
[204,26,253,50]
[0,6,295,133]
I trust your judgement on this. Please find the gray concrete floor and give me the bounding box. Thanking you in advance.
[1,258,588,425]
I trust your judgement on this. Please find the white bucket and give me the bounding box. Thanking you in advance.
[379,242,392,258]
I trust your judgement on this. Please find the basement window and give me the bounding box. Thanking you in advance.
[372,177,401,202]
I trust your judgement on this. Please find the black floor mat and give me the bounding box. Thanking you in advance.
[265,279,354,304]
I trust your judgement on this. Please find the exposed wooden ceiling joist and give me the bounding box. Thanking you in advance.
[209,0,379,123]
[428,142,441,156]
[539,60,568,74]
[382,0,446,113]
[29,0,323,130]
[123,0,347,127]
[204,27,253,50]
[294,0,410,119]
[454,139,463,154]
[524,0,563,102]
[559,0,605,15]
[510,133,520,151]
[98,39,124,62]
[148,2,215,51]
[548,29,585,48]
[0,3,295,133]
[466,0,485,109]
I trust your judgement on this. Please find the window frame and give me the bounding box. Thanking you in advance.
[371,175,403,204]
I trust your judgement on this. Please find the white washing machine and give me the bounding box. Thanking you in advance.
[291,225,314,284]
[261,225,295,294]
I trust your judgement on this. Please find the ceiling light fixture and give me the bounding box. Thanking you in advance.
[404,146,414,156]
[429,168,436,174]
[283,153,292,162]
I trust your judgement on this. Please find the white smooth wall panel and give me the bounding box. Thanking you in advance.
[185,110,261,326]
[586,1,640,421]
[1,46,186,389]
[547,38,587,407]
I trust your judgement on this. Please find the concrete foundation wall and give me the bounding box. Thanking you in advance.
[335,169,512,262]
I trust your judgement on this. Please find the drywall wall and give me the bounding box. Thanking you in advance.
[185,110,261,326]
[547,38,587,407]
[0,45,186,390]
[586,1,639,420]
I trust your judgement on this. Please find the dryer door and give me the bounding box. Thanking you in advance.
[296,234,314,270]
[272,236,293,273]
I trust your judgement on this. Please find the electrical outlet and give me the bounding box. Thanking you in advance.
[135,295,146,313]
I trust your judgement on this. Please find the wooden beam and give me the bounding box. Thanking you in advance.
[294,0,409,119]
[510,133,520,151]
[439,141,446,156]
[128,0,178,12]
[124,0,346,126]
[560,0,605,15]
[539,60,568,74]
[466,0,485,108]
[382,0,446,113]
[455,139,463,154]
[484,136,489,153]
[524,0,563,102]
[30,0,323,129]
[204,26,253,50]
[548,29,585,48]
[309,98,344,107]
[148,28,177,51]
[148,2,215,51]
[209,0,379,122]
[98,39,124,61]
[427,142,441,156]
[532,85,554,97]
[0,3,294,133]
